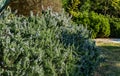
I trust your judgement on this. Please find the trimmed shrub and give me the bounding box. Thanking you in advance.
[62,0,111,38]
[0,8,101,76]
[89,12,110,38]
[109,17,120,38]
[69,11,110,38]
[62,0,80,12]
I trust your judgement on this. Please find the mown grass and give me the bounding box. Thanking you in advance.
[96,41,120,76]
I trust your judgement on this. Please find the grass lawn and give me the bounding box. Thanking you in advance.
[95,41,120,76]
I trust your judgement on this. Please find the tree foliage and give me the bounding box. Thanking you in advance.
[62,0,120,38]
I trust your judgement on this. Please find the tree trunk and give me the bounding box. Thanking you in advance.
[9,0,62,16]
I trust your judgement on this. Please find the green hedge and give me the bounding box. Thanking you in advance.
[109,17,120,38]
[62,0,112,38]
[70,11,110,38]
[0,9,101,76]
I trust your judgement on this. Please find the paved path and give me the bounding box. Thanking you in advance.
[94,38,120,43]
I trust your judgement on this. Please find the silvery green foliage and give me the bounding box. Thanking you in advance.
[0,8,101,76]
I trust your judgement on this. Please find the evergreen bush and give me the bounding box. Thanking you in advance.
[70,11,110,38]
[109,17,120,38]
[0,8,101,76]
[62,0,110,38]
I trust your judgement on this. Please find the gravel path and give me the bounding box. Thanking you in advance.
[94,38,120,43]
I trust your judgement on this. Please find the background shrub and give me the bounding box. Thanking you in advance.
[63,0,120,18]
[62,0,110,38]
[62,0,120,38]
[109,17,120,38]
[89,12,110,38]
[0,8,101,76]
[70,11,110,38]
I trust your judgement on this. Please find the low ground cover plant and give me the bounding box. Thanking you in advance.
[0,8,101,76]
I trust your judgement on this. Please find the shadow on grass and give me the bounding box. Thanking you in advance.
[100,45,120,61]
[98,62,120,76]
[102,46,120,50]
[97,45,120,76]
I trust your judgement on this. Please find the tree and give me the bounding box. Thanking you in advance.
[9,0,62,16]
[91,0,120,17]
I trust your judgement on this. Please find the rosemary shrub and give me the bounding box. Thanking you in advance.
[0,8,101,76]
